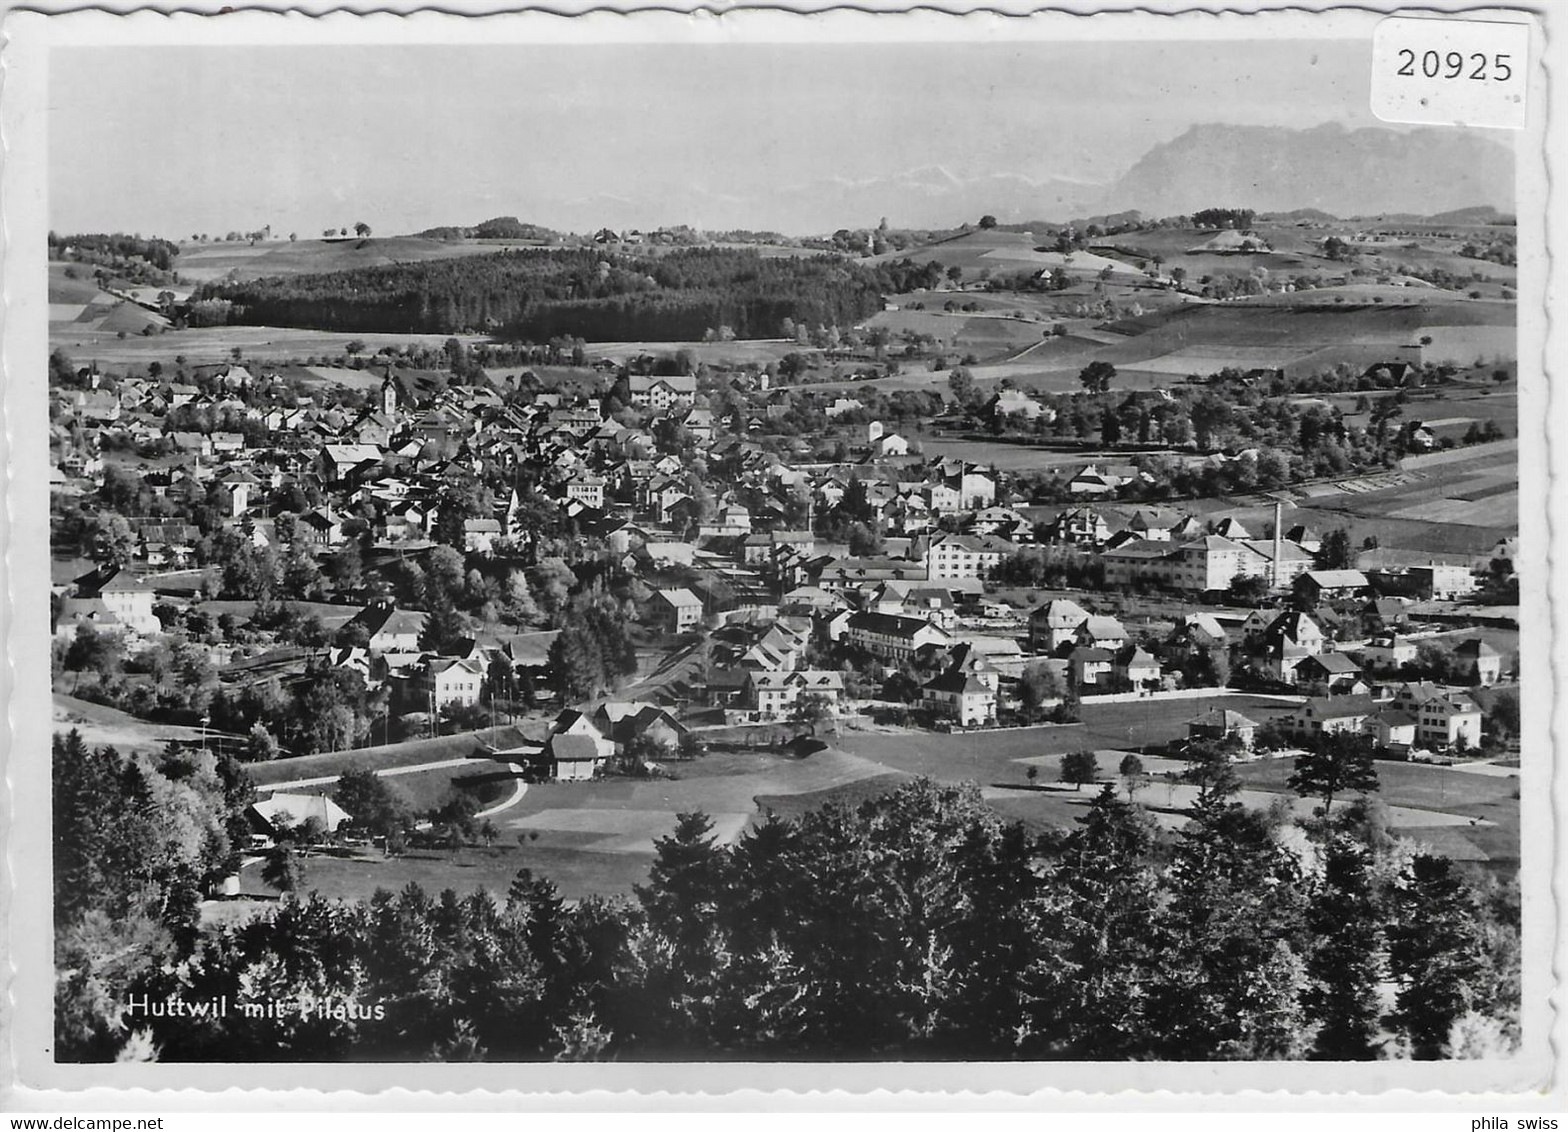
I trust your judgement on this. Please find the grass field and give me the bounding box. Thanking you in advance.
[50,323,492,367]
[248,726,544,789]
[233,683,1519,902]
[54,692,203,755]
[238,842,652,904]
[1232,757,1519,868]
[171,236,534,284]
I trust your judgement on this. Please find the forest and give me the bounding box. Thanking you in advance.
[55,741,1518,1064]
[197,247,895,340]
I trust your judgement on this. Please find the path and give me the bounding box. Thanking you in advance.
[257,756,493,793]
[475,764,529,818]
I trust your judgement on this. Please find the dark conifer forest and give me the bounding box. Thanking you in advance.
[55,733,1519,1063]
[197,248,914,340]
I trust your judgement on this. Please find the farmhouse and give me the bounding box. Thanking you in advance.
[248,793,351,844]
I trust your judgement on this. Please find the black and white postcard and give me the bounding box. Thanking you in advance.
[0,0,1560,1103]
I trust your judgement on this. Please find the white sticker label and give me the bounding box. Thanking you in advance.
[1371,16,1529,130]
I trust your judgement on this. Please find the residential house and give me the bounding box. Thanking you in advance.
[298,506,345,547]
[1454,638,1503,685]
[1293,652,1369,696]
[1391,682,1483,748]
[1285,694,1379,740]
[1067,645,1114,690]
[342,602,426,652]
[1028,598,1092,653]
[922,667,997,728]
[544,733,607,781]
[75,566,159,635]
[547,709,616,765]
[1111,643,1161,691]
[565,474,607,510]
[1186,707,1259,751]
[653,588,704,633]
[749,670,845,720]
[407,655,486,713]
[1360,633,1418,672]
[1259,610,1326,683]
[1074,615,1130,651]
[319,443,385,484]
[463,518,504,555]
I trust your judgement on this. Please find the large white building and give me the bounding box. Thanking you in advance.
[923,532,1016,581]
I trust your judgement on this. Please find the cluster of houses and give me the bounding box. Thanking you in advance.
[52,353,1512,779]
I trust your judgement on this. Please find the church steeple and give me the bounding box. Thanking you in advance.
[380,368,399,417]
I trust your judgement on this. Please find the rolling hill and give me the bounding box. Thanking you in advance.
[174,236,532,284]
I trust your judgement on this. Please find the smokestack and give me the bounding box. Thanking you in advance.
[1273,499,1283,590]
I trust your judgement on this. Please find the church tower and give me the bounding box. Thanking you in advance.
[379,368,399,417]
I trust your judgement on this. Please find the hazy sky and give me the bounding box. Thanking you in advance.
[50,40,1378,236]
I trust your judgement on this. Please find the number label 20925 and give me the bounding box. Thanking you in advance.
[1371,17,1529,130]
[1395,49,1512,83]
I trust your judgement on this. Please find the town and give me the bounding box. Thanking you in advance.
[48,201,1523,1062]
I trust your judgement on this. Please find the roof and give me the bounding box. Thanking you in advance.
[1454,638,1500,658]
[549,733,605,762]
[1030,598,1091,626]
[1303,569,1370,589]
[1079,615,1127,638]
[846,611,948,638]
[347,603,426,640]
[1188,707,1259,730]
[751,670,845,691]
[95,568,152,594]
[924,669,995,695]
[1373,709,1418,729]
[1068,646,1113,662]
[1302,652,1363,674]
[657,587,703,608]
[250,792,351,831]
[1297,693,1378,719]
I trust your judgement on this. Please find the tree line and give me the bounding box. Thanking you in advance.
[197,247,893,341]
[55,757,1518,1063]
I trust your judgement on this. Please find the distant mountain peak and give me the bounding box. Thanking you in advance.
[1102,122,1513,217]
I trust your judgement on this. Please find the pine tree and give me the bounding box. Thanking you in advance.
[419,587,468,654]
[1387,855,1489,1058]
[1145,792,1308,1059]
[1288,731,1380,816]
[1304,837,1385,1059]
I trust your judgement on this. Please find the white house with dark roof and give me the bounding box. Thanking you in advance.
[748,670,845,719]
[1187,707,1259,750]
[1029,598,1092,652]
[922,667,997,728]
[653,588,704,633]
